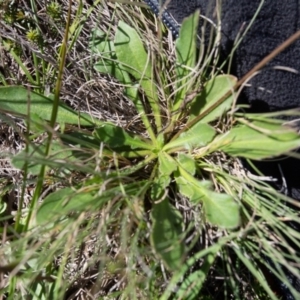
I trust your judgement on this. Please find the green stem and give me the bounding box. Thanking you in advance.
[23,1,72,231]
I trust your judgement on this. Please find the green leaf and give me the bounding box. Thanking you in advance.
[12,141,75,174]
[27,113,49,133]
[176,10,199,75]
[151,198,185,271]
[158,151,177,176]
[151,175,171,200]
[61,131,105,150]
[0,200,6,215]
[151,152,177,199]
[215,120,300,159]
[175,174,211,203]
[173,10,199,111]
[89,28,114,55]
[90,28,140,102]
[0,86,103,126]
[188,75,237,123]
[37,180,150,225]
[175,168,240,229]
[114,21,161,132]
[90,32,139,101]
[202,190,240,229]
[36,188,95,225]
[94,61,139,100]
[163,121,216,151]
[114,21,152,81]
[177,153,196,176]
[93,123,152,150]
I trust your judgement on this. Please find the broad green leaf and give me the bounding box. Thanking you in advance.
[188,75,237,123]
[12,141,75,174]
[151,175,171,200]
[215,120,300,159]
[158,151,177,176]
[61,131,105,149]
[36,188,94,225]
[93,123,152,150]
[175,168,240,229]
[151,198,185,271]
[177,153,196,176]
[94,61,138,100]
[37,180,150,225]
[176,251,217,300]
[27,113,49,133]
[202,190,240,229]
[151,152,177,199]
[90,32,139,101]
[89,28,113,55]
[173,10,199,111]
[0,86,103,126]
[114,21,152,80]
[114,21,161,132]
[163,121,216,151]
[175,174,211,203]
[176,10,199,75]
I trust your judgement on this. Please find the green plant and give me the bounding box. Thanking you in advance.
[1,4,300,299]
[46,2,62,20]
[26,28,40,44]
[86,12,300,299]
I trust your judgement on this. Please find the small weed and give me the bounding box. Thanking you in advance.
[0,1,299,299]
[46,2,62,20]
[26,28,40,44]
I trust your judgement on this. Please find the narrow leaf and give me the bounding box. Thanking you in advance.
[234,248,279,300]
[176,10,199,74]
[177,251,217,300]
